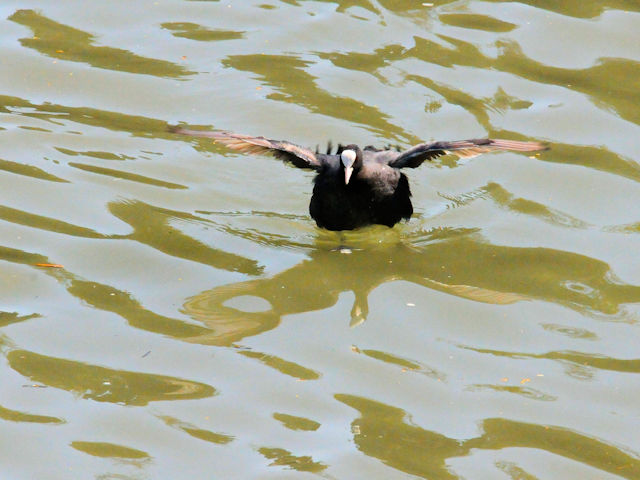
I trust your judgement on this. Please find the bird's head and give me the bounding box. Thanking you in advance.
[340,145,362,185]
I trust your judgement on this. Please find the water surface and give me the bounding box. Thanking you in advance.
[1,1,639,478]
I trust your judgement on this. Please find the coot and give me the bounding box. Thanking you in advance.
[171,127,546,231]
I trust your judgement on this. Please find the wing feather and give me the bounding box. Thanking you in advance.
[170,127,322,170]
[389,138,548,168]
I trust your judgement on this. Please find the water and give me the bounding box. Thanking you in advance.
[1,1,639,478]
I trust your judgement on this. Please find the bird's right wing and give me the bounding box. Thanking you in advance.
[388,138,548,169]
[170,127,324,170]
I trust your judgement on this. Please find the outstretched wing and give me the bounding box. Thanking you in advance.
[170,127,323,170]
[388,138,548,169]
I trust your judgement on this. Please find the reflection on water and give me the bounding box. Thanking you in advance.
[8,350,215,405]
[223,54,421,144]
[6,218,633,350]
[9,10,193,78]
[182,230,640,344]
[1,0,639,478]
[326,17,640,127]
[158,415,234,445]
[272,412,320,432]
[67,278,213,339]
[486,0,640,19]
[486,182,589,228]
[70,441,150,460]
[354,346,445,380]
[438,13,516,32]
[468,383,558,402]
[258,447,327,474]
[493,40,640,126]
[0,94,169,138]
[0,157,68,183]
[0,204,108,239]
[108,200,263,275]
[338,393,465,480]
[0,311,40,328]
[464,345,640,377]
[337,393,640,479]
[162,22,245,42]
[0,404,64,424]
[411,74,640,181]
[238,349,321,380]
[69,162,188,189]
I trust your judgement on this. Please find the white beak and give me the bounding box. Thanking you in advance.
[341,150,357,185]
[344,166,354,184]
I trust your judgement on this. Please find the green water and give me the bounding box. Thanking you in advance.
[1,1,639,478]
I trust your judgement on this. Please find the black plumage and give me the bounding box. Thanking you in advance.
[170,127,547,231]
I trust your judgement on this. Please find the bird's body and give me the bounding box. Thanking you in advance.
[171,127,547,231]
[310,156,412,230]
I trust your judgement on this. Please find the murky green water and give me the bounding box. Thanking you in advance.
[1,1,639,478]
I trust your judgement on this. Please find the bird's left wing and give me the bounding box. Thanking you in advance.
[388,138,548,169]
[170,127,323,170]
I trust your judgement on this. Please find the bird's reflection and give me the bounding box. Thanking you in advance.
[3,218,639,349]
[181,228,640,345]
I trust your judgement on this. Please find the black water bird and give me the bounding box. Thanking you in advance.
[171,127,547,231]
